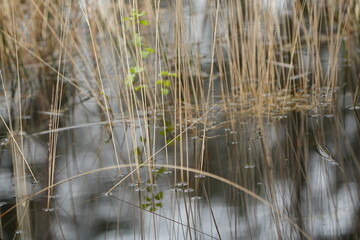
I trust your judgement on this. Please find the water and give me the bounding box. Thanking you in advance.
[3,98,358,239]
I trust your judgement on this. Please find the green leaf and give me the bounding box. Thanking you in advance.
[156,79,170,87]
[161,88,169,95]
[160,130,166,136]
[144,47,155,53]
[133,34,142,47]
[160,71,177,77]
[139,20,149,26]
[131,9,146,18]
[154,191,164,200]
[141,48,154,58]
[130,9,146,19]
[163,80,171,87]
[166,126,174,133]
[134,147,142,156]
[141,203,151,209]
[149,207,156,212]
[155,79,163,85]
[130,66,144,74]
[134,84,146,91]
[155,203,163,208]
[157,167,165,174]
[145,197,152,202]
[126,74,135,86]
[141,50,150,58]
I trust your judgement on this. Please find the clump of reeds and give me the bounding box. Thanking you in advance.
[0,0,359,239]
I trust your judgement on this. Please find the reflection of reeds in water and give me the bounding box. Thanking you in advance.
[0,0,359,239]
[10,135,31,240]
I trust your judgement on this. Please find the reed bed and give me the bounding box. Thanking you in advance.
[0,0,359,239]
